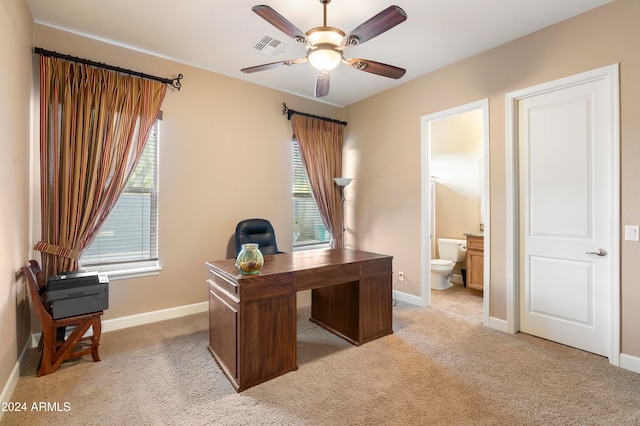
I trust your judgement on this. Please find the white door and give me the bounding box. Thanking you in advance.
[517,68,617,357]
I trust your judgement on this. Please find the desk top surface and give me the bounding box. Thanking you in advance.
[206,248,391,280]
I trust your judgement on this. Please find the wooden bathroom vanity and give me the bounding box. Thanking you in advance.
[465,234,484,292]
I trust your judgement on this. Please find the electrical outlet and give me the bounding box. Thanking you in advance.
[398,272,405,282]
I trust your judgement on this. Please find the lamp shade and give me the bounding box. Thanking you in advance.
[334,178,353,187]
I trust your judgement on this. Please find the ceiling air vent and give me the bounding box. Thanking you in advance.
[252,35,290,56]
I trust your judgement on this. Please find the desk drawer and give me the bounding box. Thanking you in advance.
[208,269,239,298]
[296,263,359,291]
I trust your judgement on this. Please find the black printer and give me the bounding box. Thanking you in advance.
[46,271,109,319]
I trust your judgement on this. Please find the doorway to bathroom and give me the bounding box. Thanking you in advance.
[420,99,490,325]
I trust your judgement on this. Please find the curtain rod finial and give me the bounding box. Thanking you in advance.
[282,103,294,120]
[170,74,183,91]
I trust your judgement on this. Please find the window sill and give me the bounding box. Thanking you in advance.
[79,261,162,281]
[293,242,330,252]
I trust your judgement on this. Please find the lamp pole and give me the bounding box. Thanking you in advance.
[334,178,353,248]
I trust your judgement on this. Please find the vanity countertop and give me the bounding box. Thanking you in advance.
[463,232,484,238]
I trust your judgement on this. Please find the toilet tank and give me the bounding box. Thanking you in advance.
[437,238,467,262]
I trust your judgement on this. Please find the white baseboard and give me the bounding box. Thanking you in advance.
[0,338,33,421]
[619,353,640,374]
[393,290,421,306]
[28,302,209,338]
[102,301,208,333]
[488,316,509,333]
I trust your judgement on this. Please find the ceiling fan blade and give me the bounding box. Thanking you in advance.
[315,71,330,98]
[241,58,306,74]
[252,5,307,43]
[346,58,406,79]
[343,6,407,47]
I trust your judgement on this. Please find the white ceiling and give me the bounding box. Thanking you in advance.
[27,0,613,107]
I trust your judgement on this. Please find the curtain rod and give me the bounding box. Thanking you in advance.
[282,103,347,126]
[34,47,183,91]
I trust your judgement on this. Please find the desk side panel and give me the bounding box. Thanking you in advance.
[208,281,239,388]
[240,274,297,390]
[358,257,393,342]
[310,281,359,344]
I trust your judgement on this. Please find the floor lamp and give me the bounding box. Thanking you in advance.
[334,178,353,247]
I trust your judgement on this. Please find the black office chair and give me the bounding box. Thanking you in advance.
[235,218,282,256]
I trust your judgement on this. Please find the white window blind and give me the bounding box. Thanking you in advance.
[81,119,159,267]
[293,141,330,247]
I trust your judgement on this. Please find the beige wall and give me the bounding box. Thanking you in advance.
[431,110,484,247]
[0,0,33,395]
[346,0,640,355]
[30,26,345,321]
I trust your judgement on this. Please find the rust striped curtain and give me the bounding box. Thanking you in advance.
[291,114,346,248]
[36,56,166,278]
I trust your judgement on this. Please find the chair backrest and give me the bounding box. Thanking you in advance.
[235,218,280,256]
[22,260,52,326]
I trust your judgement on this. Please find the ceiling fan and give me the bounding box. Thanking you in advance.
[241,0,407,98]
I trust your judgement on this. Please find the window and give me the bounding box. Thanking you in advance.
[80,119,160,276]
[293,141,330,248]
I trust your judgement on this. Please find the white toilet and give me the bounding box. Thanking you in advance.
[431,238,467,290]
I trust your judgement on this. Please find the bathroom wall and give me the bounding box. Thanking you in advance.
[430,109,483,262]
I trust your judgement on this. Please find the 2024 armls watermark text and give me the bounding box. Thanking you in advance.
[2,401,71,412]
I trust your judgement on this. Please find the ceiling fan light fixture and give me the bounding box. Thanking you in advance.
[308,45,342,70]
[306,27,344,46]
[306,27,344,71]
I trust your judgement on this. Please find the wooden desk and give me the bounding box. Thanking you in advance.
[206,248,393,391]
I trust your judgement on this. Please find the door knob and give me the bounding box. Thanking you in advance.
[586,248,607,256]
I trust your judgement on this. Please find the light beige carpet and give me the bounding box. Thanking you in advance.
[3,289,640,425]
